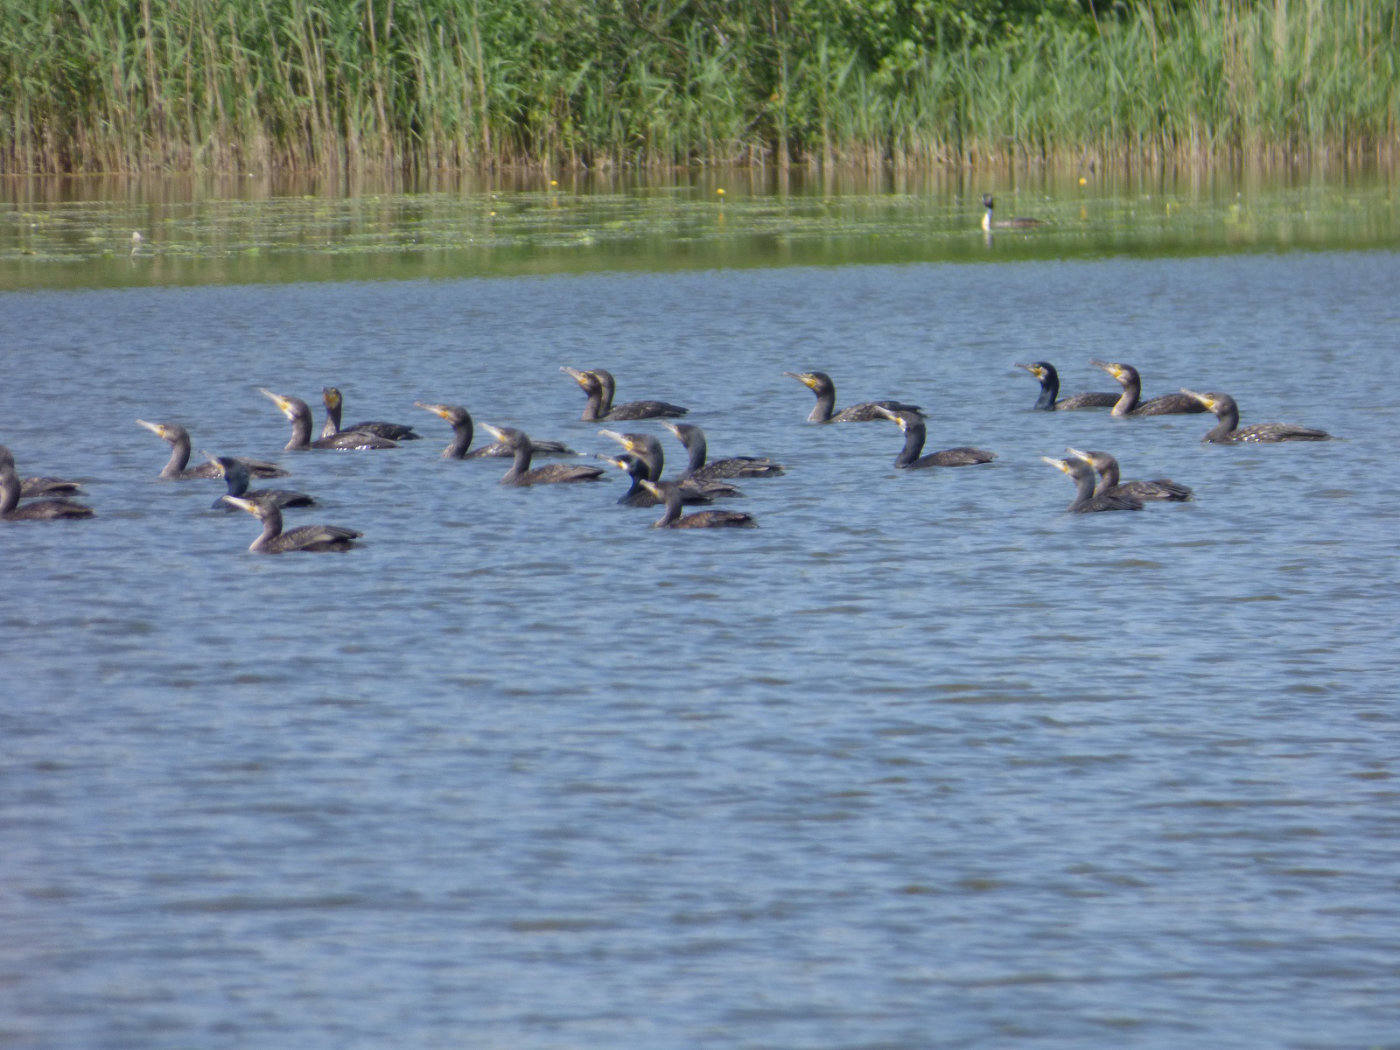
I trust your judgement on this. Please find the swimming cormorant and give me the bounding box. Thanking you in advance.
[1180,390,1332,443]
[1064,447,1193,502]
[1042,456,1144,513]
[982,194,1043,230]
[597,430,742,499]
[1014,362,1118,411]
[206,454,317,511]
[414,402,575,459]
[259,389,398,450]
[660,422,784,481]
[1,464,93,520]
[479,424,605,485]
[637,479,757,529]
[784,371,923,423]
[137,420,288,479]
[560,366,688,421]
[0,445,82,497]
[1091,360,1207,416]
[321,387,420,441]
[873,407,996,468]
[222,494,361,552]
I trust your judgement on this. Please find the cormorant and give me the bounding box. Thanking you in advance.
[1,464,93,520]
[414,402,575,459]
[598,430,742,499]
[137,420,288,479]
[637,479,757,529]
[321,387,421,441]
[0,445,82,497]
[1042,456,1143,513]
[206,454,316,511]
[259,389,397,450]
[560,366,688,421]
[479,424,605,485]
[1091,360,1207,416]
[873,407,996,468]
[982,194,1043,230]
[784,371,923,423]
[660,422,784,481]
[1015,362,1118,411]
[596,453,716,507]
[222,494,360,552]
[1064,447,1193,502]
[1180,390,1332,444]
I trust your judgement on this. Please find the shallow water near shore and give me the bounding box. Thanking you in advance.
[3,175,1400,1048]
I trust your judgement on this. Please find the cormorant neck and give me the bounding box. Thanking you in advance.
[679,435,706,479]
[1098,459,1121,491]
[894,420,927,468]
[635,446,663,481]
[162,432,193,477]
[579,391,605,422]
[287,411,312,450]
[250,508,283,551]
[1034,373,1058,410]
[504,441,533,479]
[808,387,836,423]
[445,417,473,458]
[1069,469,1097,507]
[321,401,342,438]
[594,376,616,415]
[1111,373,1141,416]
[225,470,251,497]
[1205,407,1238,443]
[654,486,683,526]
[0,469,19,514]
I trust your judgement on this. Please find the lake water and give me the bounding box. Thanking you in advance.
[3,175,1400,1048]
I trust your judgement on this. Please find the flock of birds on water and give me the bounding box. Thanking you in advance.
[3,350,1334,551]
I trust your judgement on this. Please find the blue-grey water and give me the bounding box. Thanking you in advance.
[3,249,1400,1048]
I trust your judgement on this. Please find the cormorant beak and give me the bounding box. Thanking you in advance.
[1041,456,1072,475]
[638,479,662,497]
[660,422,682,438]
[413,402,453,421]
[1090,359,1120,378]
[561,366,591,387]
[221,495,257,514]
[136,419,166,438]
[873,406,906,428]
[598,429,630,449]
[480,423,507,441]
[1180,388,1213,409]
[1065,446,1091,461]
[258,388,294,417]
[200,450,225,475]
[322,388,341,409]
[783,371,817,390]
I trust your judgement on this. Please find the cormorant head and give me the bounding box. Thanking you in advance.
[221,494,274,520]
[561,366,601,394]
[981,194,994,209]
[596,453,645,479]
[136,419,190,445]
[783,370,832,392]
[598,429,642,453]
[873,405,921,431]
[1015,362,1053,382]
[414,402,469,426]
[1091,359,1138,385]
[479,423,527,449]
[1042,455,1094,483]
[661,421,701,445]
[1065,447,1114,474]
[1180,389,1231,416]
[258,388,309,421]
[322,387,343,411]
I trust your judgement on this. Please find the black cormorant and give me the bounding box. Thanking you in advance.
[479,424,605,485]
[660,422,784,481]
[1064,447,1193,502]
[596,453,716,507]
[637,479,757,529]
[784,371,923,423]
[222,494,360,552]
[873,407,996,468]
[1091,360,1207,416]
[982,194,1043,230]
[1042,456,1144,513]
[1014,362,1118,411]
[259,389,398,450]
[414,402,575,459]
[560,366,688,421]
[321,387,420,441]
[1180,390,1332,444]
[1,464,93,520]
[137,420,288,479]
[206,454,316,511]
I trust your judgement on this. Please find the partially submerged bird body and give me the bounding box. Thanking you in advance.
[1,464,93,520]
[638,479,756,529]
[1181,390,1332,444]
[223,494,360,552]
[561,367,688,421]
[1015,362,1118,411]
[1043,456,1143,513]
[415,402,575,459]
[1065,447,1193,503]
[137,419,288,479]
[207,455,316,511]
[321,387,420,441]
[784,370,922,423]
[874,407,996,469]
[481,424,604,486]
[1091,360,1207,416]
[982,194,1043,230]
[0,445,82,497]
[259,389,397,451]
[661,422,784,481]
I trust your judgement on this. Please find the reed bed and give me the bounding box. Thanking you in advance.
[1,0,1395,176]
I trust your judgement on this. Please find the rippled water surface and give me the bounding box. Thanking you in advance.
[4,220,1400,1047]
